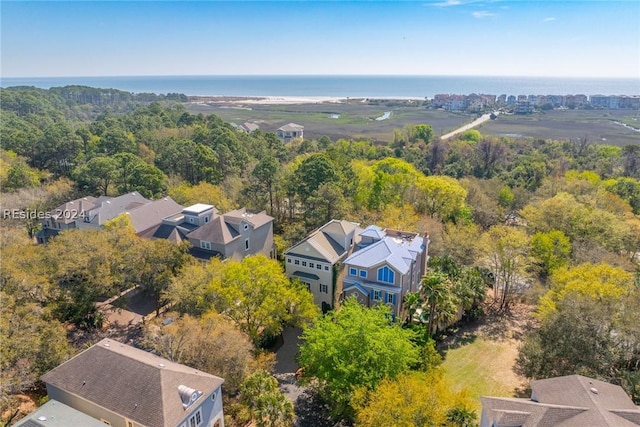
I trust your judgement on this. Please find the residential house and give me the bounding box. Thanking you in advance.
[35,196,101,243]
[41,338,225,427]
[77,192,150,230]
[142,204,275,261]
[481,375,640,427]
[125,197,184,236]
[187,207,275,261]
[284,220,360,312]
[36,193,184,243]
[14,399,109,427]
[238,122,259,133]
[342,226,429,318]
[277,123,304,143]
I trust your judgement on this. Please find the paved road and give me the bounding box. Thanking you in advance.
[441,113,492,140]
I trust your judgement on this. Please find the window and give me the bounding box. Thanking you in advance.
[204,216,209,223]
[245,238,250,251]
[309,262,314,269]
[325,266,330,271]
[188,409,203,427]
[303,282,311,291]
[349,267,357,276]
[316,264,322,270]
[377,266,395,284]
[373,290,382,301]
[244,223,249,230]
[386,293,394,304]
[287,258,291,263]
[189,217,194,224]
[294,259,300,265]
[127,422,133,427]
[359,269,367,278]
[200,241,211,250]
[302,261,307,267]
[320,284,328,294]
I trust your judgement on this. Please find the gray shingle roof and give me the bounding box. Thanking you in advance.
[126,197,184,234]
[278,123,304,132]
[48,196,98,224]
[223,208,273,229]
[41,338,224,427]
[284,220,359,264]
[83,192,150,226]
[481,375,640,427]
[187,215,238,243]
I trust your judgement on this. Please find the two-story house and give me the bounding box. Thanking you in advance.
[342,225,429,318]
[284,220,360,312]
[276,123,304,143]
[35,196,101,243]
[142,204,275,262]
[41,338,225,427]
[187,207,275,261]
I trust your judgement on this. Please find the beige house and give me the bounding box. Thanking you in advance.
[276,123,304,143]
[284,220,360,312]
[41,338,225,427]
[481,375,640,426]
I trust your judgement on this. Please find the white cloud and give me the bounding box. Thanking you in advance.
[472,11,496,18]
[430,0,462,7]
[543,17,557,23]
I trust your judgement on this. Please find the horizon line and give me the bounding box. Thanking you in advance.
[2,73,639,80]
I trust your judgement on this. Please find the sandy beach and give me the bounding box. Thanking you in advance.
[188,95,350,105]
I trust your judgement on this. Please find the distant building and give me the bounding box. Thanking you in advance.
[238,122,259,133]
[42,338,225,427]
[481,374,640,427]
[515,99,535,114]
[277,123,304,142]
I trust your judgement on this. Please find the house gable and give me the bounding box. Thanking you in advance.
[41,339,224,427]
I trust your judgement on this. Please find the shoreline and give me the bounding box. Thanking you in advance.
[187,95,425,105]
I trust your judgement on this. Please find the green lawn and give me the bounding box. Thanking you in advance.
[440,335,523,411]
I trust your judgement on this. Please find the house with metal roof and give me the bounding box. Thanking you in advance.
[41,338,225,427]
[480,375,640,426]
[276,123,304,143]
[284,220,360,312]
[342,225,429,318]
[14,399,108,427]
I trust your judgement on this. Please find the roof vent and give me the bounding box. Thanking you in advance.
[158,364,165,368]
[178,385,202,409]
[590,387,599,395]
[37,416,47,421]
[104,343,110,347]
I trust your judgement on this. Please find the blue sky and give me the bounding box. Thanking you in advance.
[1,1,639,78]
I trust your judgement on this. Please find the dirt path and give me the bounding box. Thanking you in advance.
[441,113,492,140]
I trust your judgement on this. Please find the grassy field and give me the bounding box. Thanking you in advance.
[185,100,474,142]
[441,336,524,411]
[477,109,640,146]
[438,304,534,414]
[186,101,640,145]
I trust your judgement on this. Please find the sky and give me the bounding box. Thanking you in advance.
[1,1,639,78]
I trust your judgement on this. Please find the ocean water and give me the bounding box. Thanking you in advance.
[1,75,638,98]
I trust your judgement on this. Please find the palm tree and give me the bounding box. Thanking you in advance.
[420,271,453,335]
[403,292,422,324]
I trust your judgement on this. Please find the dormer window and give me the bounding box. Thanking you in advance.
[178,385,202,409]
[243,223,249,230]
